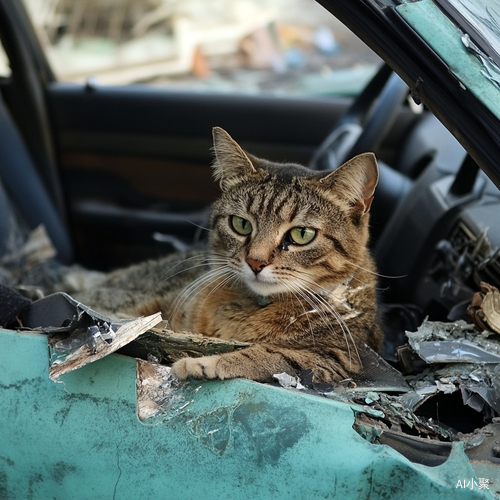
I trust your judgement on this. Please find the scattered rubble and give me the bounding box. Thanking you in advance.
[22,0,380,93]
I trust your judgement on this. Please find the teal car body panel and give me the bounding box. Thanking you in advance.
[1,328,495,500]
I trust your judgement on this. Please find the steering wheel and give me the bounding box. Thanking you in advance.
[309,64,410,171]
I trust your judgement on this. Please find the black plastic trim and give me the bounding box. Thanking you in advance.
[316,0,500,190]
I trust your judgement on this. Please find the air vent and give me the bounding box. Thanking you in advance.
[450,222,500,288]
[448,221,500,288]
[449,223,471,251]
[449,222,491,259]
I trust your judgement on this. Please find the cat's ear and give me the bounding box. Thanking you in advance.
[212,127,257,190]
[320,152,379,213]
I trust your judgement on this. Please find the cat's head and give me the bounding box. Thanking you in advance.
[209,127,378,298]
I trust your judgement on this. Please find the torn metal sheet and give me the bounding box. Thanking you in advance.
[270,343,409,395]
[469,282,500,334]
[50,312,162,380]
[403,319,500,418]
[10,290,163,380]
[295,325,500,447]
[406,319,500,363]
[354,412,454,466]
[355,342,411,392]
[137,359,176,420]
[273,372,306,389]
[354,411,500,476]
[136,358,204,422]
[460,364,500,414]
[415,340,500,363]
[398,362,500,424]
[28,292,164,380]
[274,370,447,439]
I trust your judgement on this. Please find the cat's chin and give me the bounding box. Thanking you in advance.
[239,265,291,297]
[245,281,287,297]
[242,273,287,297]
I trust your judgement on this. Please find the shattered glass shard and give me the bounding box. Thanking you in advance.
[406,319,500,363]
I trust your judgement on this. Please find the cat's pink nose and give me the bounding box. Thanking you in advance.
[246,257,268,274]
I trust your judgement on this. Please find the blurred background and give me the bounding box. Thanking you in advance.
[21,0,381,96]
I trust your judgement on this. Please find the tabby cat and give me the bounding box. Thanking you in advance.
[74,127,383,383]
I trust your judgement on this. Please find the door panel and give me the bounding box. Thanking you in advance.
[46,83,351,268]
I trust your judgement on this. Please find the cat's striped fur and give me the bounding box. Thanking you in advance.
[74,127,383,383]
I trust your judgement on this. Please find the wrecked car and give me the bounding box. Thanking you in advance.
[1,0,500,498]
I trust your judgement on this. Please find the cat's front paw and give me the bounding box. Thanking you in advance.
[171,355,221,380]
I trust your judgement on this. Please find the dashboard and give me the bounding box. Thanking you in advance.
[374,111,500,324]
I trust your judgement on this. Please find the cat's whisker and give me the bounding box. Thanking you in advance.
[313,291,361,368]
[266,268,362,366]
[284,264,389,297]
[292,283,342,341]
[187,220,212,232]
[177,265,236,303]
[149,253,219,291]
[201,271,239,303]
[287,281,346,351]
[172,266,231,307]
[170,277,227,326]
[282,282,316,343]
[150,254,232,291]
[345,259,407,280]
[286,269,370,297]
[152,261,226,290]
[284,255,404,283]
[170,266,234,323]
[294,280,361,367]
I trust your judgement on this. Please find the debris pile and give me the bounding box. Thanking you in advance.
[22,0,380,93]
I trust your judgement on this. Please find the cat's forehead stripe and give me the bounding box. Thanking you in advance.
[244,175,304,218]
[249,189,268,215]
[232,171,345,228]
[271,189,295,218]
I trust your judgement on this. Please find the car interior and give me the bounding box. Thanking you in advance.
[2,1,500,376]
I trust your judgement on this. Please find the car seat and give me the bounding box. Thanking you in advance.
[0,94,73,264]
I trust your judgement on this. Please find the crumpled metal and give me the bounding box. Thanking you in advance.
[468,281,500,334]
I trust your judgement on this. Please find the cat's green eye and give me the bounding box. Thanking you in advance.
[230,215,253,236]
[289,227,316,245]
